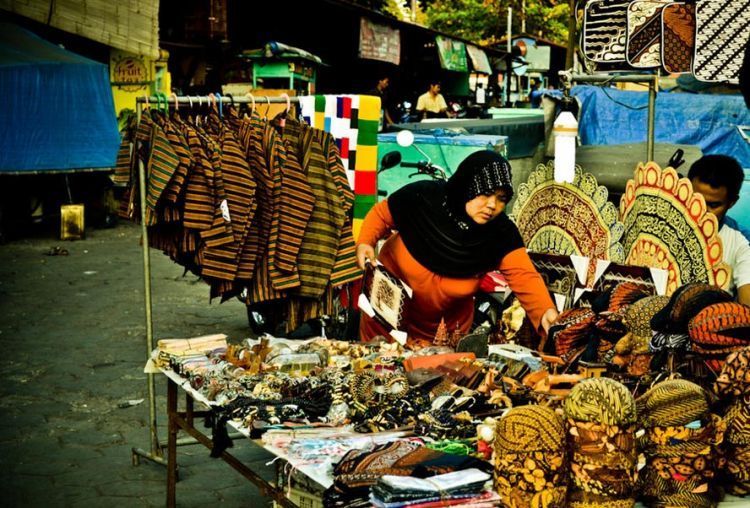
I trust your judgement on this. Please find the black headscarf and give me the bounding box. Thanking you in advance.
[388,150,524,278]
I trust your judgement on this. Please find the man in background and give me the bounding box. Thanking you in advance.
[416,80,453,119]
[689,155,750,305]
[368,75,394,131]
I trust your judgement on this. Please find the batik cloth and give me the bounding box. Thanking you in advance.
[626,0,671,68]
[661,2,695,74]
[582,0,630,63]
[694,0,750,83]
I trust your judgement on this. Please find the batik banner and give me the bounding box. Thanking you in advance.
[436,36,468,72]
[359,17,401,65]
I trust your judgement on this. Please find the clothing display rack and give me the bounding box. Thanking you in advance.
[129,94,302,469]
[559,71,658,162]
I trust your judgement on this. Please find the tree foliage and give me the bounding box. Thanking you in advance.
[423,0,570,45]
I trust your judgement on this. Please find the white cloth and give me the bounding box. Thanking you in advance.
[720,216,750,294]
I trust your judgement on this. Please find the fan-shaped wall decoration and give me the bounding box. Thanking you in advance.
[511,161,625,265]
[619,162,730,295]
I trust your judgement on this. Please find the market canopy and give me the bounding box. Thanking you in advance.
[0,23,120,173]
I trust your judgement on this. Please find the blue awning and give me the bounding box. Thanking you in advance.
[0,23,120,173]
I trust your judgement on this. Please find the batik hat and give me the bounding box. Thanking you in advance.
[689,302,750,353]
[495,405,566,453]
[622,295,670,352]
[714,346,750,398]
[494,405,569,507]
[636,379,711,428]
[549,308,596,358]
[564,377,636,426]
[651,283,733,334]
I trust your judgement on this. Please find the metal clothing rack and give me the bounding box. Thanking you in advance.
[129,94,302,470]
[559,71,659,162]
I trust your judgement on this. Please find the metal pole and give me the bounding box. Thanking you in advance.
[647,77,657,162]
[136,95,302,105]
[565,0,576,70]
[131,98,167,468]
[506,7,512,106]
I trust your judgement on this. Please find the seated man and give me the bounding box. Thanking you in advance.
[416,81,452,120]
[689,154,750,305]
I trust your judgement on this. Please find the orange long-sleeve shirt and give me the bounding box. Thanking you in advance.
[357,200,554,344]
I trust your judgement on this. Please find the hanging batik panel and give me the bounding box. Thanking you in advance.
[511,161,625,265]
[661,2,695,74]
[582,0,630,63]
[693,0,750,83]
[619,161,730,295]
[626,0,672,68]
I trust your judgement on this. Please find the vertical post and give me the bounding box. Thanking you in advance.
[506,7,513,106]
[647,77,656,161]
[566,0,576,70]
[137,99,160,457]
[167,378,178,507]
[521,0,526,33]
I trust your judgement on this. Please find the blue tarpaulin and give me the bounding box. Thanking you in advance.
[572,85,750,169]
[0,23,120,173]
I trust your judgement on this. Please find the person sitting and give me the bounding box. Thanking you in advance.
[689,154,750,305]
[416,80,453,120]
[356,151,559,348]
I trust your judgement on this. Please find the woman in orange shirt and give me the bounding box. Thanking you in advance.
[356,150,558,347]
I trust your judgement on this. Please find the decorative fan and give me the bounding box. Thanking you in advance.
[619,162,730,295]
[512,161,625,265]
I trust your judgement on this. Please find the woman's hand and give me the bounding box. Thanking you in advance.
[356,244,376,270]
[540,307,559,334]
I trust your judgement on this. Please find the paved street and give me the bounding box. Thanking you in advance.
[0,221,274,507]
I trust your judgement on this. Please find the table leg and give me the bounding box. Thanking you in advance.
[186,393,194,428]
[167,378,178,508]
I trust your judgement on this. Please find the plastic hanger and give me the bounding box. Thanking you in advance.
[216,93,223,119]
[170,93,179,114]
[244,93,255,118]
[263,96,271,119]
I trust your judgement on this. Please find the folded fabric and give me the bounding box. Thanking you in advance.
[374,468,490,502]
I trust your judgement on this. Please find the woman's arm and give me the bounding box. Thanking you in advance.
[498,248,558,333]
[355,200,396,269]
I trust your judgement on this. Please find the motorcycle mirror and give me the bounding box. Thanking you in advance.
[396,130,414,148]
[380,151,402,172]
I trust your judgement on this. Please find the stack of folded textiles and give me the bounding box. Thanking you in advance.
[370,468,500,508]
